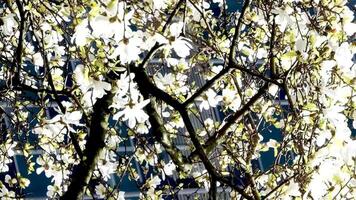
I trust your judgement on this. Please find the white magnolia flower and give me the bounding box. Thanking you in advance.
[115,72,136,95]
[170,22,183,37]
[4,141,16,157]
[45,110,82,133]
[211,65,223,74]
[221,88,241,111]
[285,180,301,197]
[207,65,223,79]
[149,175,161,188]
[175,73,189,95]
[0,186,16,200]
[163,161,176,176]
[161,160,176,181]
[90,15,114,38]
[51,168,70,186]
[98,160,118,181]
[334,42,353,70]
[34,123,66,145]
[112,92,150,128]
[48,110,82,125]
[168,114,185,129]
[320,60,335,84]
[323,105,346,127]
[47,185,61,198]
[281,51,297,71]
[268,84,279,96]
[83,79,112,104]
[343,22,356,36]
[18,177,30,189]
[154,22,193,58]
[33,52,44,66]
[295,38,307,52]
[5,175,17,186]
[204,118,215,131]
[89,1,133,42]
[95,184,107,199]
[36,156,54,178]
[72,19,90,46]
[171,38,193,58]
[146,175,161,197]
[256,48,268,59]
[273,8,293,32]
[74,65,112,105]
[0,142,16,173]
[0,14,17,35]
[197,89,222,111]
[111,37,141,64]
[154,73,174,91]
[150,0,169,10]
[136,123,150,134]
[316,130,332,147]
[342,140,356,164]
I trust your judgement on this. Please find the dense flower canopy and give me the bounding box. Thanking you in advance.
[0,0,355,199]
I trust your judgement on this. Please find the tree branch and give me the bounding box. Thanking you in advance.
[228,0,250,62]
[31,27,85,160]
[209,176,217,200]
[190,83,269,159]
[183,67,230,107]
[230,61,282,86]
[12,0,26,85]
[136,86,189,172]
[161,0,185,33]
[261,173,298,200]
[269,17,277,78]
[131,65,254,200]
[60,93,112,200]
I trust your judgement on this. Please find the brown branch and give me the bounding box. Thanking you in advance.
[59,3,188,194]
[228,0,250,62]
[183,62,280,108]
[60,93,112,200]
[231,73,261,200]
[190,83,269,159]
[269,17,277,78]
[183,67,230,107]
[137,88,189,171]
[182,0,278,108]
[131,65,254,200]
[179,96,254,200]
[161,0,185,33]
[282,80,298,117]
[209,176,217,200]
[138,43,165,69]
[12,0,26,85]
[31,27,85,160]
[137,0,184,70]
[231,61,282,86]
[261,173,298,200]
[187,0,216,38]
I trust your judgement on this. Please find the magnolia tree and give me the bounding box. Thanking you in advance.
[0,0,355,199]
